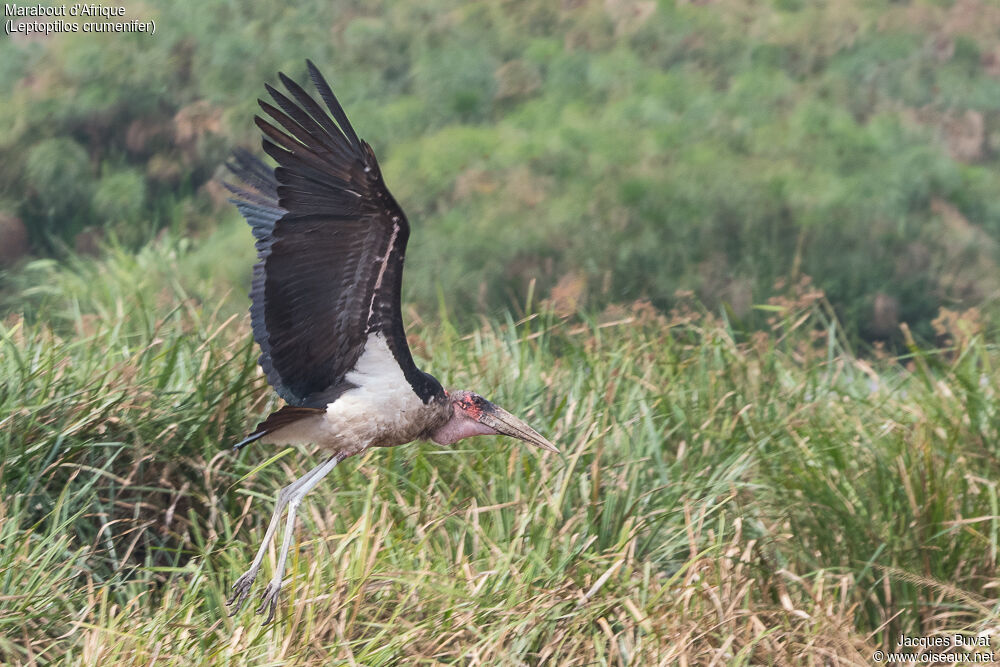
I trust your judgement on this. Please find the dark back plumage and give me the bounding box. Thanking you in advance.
[227,61,442,410]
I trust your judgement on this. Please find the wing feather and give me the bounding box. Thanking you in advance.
[306,60,363,152]
[227,63,443,408]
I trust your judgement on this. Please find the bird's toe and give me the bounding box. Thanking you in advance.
[226,570,258,614]
[255,579,282,624]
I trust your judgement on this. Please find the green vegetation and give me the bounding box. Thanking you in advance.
[3,241,999,663]
[4,0,1000,663]
[4,0,1000,341]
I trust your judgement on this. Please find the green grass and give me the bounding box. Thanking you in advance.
[2,241,999,664]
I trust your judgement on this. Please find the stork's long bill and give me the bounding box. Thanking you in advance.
[478,401,560,453]
[223,60,558,623]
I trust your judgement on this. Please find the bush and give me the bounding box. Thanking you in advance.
[23,138,94,246]
[92,168,148,245]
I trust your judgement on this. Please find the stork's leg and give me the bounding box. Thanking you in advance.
[253,453,345,623]
[226,454,344,618]
[226,462,326,613]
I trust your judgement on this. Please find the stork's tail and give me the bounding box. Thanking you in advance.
[231,406,326,452]
[232,431,267,452]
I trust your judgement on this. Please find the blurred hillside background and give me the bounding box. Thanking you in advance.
[4,0,1000,343]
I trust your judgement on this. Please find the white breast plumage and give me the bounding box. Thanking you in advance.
[322,332,427,452]
[260,333,433,452]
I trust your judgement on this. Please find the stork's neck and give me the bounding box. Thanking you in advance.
[429,415,497,445]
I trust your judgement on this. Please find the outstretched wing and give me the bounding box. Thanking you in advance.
[227,61,441,409]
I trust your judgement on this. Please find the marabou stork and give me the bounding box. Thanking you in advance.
[223,61,558,622]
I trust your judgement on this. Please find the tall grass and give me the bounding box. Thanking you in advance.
[2,244,998,664]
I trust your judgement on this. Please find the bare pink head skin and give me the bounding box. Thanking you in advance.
[430,390,559,452]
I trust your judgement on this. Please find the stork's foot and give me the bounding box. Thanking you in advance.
[226,569,259,616]
[256,578,282,624]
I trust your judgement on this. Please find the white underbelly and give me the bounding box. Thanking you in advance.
[264,333,429,453]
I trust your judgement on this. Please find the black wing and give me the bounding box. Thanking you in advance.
[227,61,442,408]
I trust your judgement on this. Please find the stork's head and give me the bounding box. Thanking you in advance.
[430,390,559,452]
